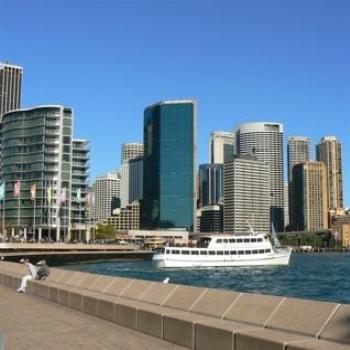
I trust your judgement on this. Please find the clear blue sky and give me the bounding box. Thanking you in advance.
[1,0,349,205]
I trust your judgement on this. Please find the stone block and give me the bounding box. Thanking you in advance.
[98,299,116,323]
[286,339,350,350]
[190,288,240,318]
[104,277,134,297]
[70,291,83,311]
[89,275,115,292]
[235,328,312,350]
[116,303,137,330]
[120,279,154,300]
[48,285,59,303]
[224,293,284,326]
[57,288,70,306]
[82,295,99,317]
[320,304,350,344]
[139,282,177,305]
[266,298,338,336]
[163,285,207,311]
[53,270,71,284]
[137,308,163,338]
[64,271,89,287]
[77,274,100,289]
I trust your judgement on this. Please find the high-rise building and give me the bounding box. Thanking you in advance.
[141,100,196,230]
[121,143,143,164]
[0,105,89,241]
[316,136,343,209]
[287,136,310,230]
[199,205,223,232]
[198,163,223,208]
[92,171,120,222]
[291,161,328,231]
[0,62,23,116]
[223,155,270,234]
[235,122,284,231]
[284,183,289,229]
[209,131,235,164]
[120,143,144,208]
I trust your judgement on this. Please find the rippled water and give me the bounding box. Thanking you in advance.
[64,253,350,304]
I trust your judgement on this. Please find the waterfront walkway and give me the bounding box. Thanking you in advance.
[0,286,186,350]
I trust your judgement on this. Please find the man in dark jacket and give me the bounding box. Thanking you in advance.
[36,260,49,280]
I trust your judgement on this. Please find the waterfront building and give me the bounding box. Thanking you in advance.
[0,105,89,241]
[223,155,270,234]
[198,163,223,208]
[92,171,120,222]
[330,209,350,247]
[103,200,140,231]
[235,122,284,232]
[284,183,289,229]
[71,139,90,239]
[291,161,328,231]
[0,62,23,116]
[120,143,143,208]
[316,136,343,209]
[141,100,196,231]
[287,136,310,231]
[199,205,223,232]
[121,143,143,164]
[209,131,235,164]
[128,229,188,247]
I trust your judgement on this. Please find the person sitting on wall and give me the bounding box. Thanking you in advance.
[17,258,37,293]
[36,259,49,280]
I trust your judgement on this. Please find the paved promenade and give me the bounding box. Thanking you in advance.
[0,286,186,350]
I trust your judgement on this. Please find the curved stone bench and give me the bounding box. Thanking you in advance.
[0,261,349,350]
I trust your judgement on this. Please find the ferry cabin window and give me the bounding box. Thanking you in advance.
[258,249,265,253]
[165,250,170,254]
[217,251,224,255]
[200,251,207,255]
[182,250,190,255]
[244,238,250,243]
[191,250,199,255]
[172,250,180,254]
[224,251,230,255]
[265,249,271,253]
[223,239,228,243]
[216,239,223,243]
[251,238,257,243]
[238,250,244,255]
[209,251,216,255]
[252,250,258,254]
[257,238,263,242]
[245,250,252,255]
[230,250,237,255]
[229,239,236,243]
[237,239,243,243]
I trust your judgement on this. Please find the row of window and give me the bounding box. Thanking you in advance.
[215,237,264,244]
[166,249,271,255]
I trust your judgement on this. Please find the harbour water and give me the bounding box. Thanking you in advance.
[65,253,350,304]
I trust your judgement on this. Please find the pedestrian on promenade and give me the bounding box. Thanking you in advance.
[17,258,37,293]
[36,259,49,280]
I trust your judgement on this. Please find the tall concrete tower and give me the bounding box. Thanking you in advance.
[235,122,284,232]
[316,136,343,209]
[209,131,235,164]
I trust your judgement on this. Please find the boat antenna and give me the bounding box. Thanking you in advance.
[246,220,255,235]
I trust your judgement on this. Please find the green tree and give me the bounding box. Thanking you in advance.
[94,224,115,239]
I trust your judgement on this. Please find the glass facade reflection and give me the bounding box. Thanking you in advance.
[199,163,223,207]
[141,100,196,230]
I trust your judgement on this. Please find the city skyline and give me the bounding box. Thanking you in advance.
[1,0,349,205]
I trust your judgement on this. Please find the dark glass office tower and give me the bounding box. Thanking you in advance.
[141,100,196,230]
[199,163,223,207]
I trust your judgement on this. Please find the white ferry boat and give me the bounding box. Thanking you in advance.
[153,233,292,268]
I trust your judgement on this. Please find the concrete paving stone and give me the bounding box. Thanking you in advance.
[88,275,115,292]
[104,277,134,296]
[137,308,164,339]
[266,298,339,336]
[286,339,350,350]
[235,328,313,350]
[195,319,261,350]
[57,288,70,306]
[69,289,84,311]
[190,288,240,318]
[0,286,189,350]
[139,281,178,305]
[116,303,138,330]
[76,273,101,289]
[163,285,207,311]
[224,292,284,326]
[120,279,154,300]
[98,299,116,323]
[319,304,350,344]
[63,271,89,286]
[83,295,99,316]
[52,270,71,283]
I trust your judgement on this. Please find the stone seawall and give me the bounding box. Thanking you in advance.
[0,261,349,350]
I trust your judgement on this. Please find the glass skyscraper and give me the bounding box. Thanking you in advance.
[141,100,196,230]
[199,163,223,207]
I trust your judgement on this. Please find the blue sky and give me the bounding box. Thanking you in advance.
[1,0,349,205]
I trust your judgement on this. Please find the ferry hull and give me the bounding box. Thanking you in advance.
[153,250,291,268]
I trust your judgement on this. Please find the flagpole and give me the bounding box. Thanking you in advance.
[18,181,20,234]
[33,194,36,242]
[48,184,51,242]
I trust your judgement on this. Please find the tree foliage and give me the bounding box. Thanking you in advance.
[94,224,115,239]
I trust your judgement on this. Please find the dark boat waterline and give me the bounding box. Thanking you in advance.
[63,253,350,304]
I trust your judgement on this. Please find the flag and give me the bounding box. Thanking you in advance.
[60,187,66,203]
[0,182,5,201]
[76,188,81,201]
[47,187,52,204]
[30,183,36,201]
[13,181,20,198]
